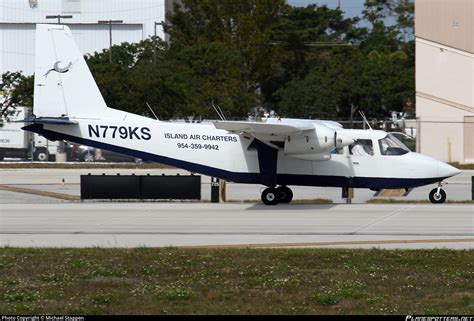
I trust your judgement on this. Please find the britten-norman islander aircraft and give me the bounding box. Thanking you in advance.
[22,24,461,205]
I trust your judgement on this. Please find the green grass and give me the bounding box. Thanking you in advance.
[448,162,474,170]
[0,248,472,315]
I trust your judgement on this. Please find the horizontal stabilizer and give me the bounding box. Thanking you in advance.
[23,117,78,125]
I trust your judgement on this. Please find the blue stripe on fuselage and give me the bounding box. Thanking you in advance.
[22,124,445,189]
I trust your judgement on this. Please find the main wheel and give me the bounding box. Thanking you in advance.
[429,188,446,204]
[261,187,279,205]
[277,186,293,203]
[34,148,49,162]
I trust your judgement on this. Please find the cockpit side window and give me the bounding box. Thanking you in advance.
[378,134,410,156]
[349,139,373,156]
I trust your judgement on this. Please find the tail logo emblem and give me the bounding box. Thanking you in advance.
[43,61,73,78]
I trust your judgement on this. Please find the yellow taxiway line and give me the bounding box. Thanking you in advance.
[0,185,80,201]
[183,238,474,249]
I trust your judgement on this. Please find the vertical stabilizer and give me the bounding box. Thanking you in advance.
[34,24,107,119]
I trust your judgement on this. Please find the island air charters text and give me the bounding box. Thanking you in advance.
[165,132,238,151]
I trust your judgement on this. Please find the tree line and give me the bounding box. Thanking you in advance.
[0,0,414,122]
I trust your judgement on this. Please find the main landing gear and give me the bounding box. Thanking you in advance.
[429,182,447,204]
[261,186,293,205]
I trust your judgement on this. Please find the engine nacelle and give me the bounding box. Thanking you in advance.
[284,123,353,159]
[335,131,353,149]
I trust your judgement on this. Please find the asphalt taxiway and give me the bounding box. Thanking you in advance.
[1,167,473,202]
[1,167,473,249]
[1,203,473,249]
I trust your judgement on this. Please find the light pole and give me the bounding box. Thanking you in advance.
[46,14,72,24]
[153,21,164,64]
[98,20,123,63]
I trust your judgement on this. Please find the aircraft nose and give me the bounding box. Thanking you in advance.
[437,162,461,178]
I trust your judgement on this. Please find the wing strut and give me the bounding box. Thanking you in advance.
[255,139,278,187]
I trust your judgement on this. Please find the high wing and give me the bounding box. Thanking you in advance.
[214,118,353,161]
[214,119,314,135]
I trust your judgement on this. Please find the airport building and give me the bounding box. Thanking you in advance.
[416,0,474,163]
[0,0,179,76]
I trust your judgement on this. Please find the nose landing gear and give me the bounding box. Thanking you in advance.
[429,182,447,204]
[261,186,294,205]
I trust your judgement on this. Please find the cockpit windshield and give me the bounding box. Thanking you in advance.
[378,134,410,156]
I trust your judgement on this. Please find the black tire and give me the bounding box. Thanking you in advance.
[261,187,279,205]
[429,188,446,204]
[34,148,49,162]
[277,186,293,203]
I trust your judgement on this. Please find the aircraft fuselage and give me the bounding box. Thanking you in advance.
[25,120,457,191]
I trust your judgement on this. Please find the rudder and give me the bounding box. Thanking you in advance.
[34,24,108,119]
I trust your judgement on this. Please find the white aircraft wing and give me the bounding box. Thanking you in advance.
[214,120,314,135]
[214,119,353,160]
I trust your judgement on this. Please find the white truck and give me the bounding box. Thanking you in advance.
[33,131,60,161]
[0,107,32,160]
[0,106,59,161]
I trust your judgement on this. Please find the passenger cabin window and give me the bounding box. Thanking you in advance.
[378,134,410,156]
[349,139,373,156]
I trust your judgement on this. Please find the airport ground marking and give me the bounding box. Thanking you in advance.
[182,238,474,249]
[351,204,417,234]
[0,185,80,201]
[377,188,406,197]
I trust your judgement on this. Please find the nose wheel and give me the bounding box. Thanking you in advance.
[261,186,293,205]
[429,183,447,204]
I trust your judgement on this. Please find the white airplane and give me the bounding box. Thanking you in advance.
[23,24,461,205]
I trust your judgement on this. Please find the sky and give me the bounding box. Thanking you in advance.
[287,0,366,18]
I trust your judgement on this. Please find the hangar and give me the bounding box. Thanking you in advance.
[416,0,474,163]
[0,0,179,75]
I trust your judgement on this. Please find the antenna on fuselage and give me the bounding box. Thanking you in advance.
[359,110,373,130]
[212,101,227,121]
[145,102,159,120]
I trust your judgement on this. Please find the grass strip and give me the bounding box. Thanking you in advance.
[0,248,472,315]
[448,162,474,170]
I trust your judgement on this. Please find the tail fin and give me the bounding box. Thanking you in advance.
[34,24,107,119]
